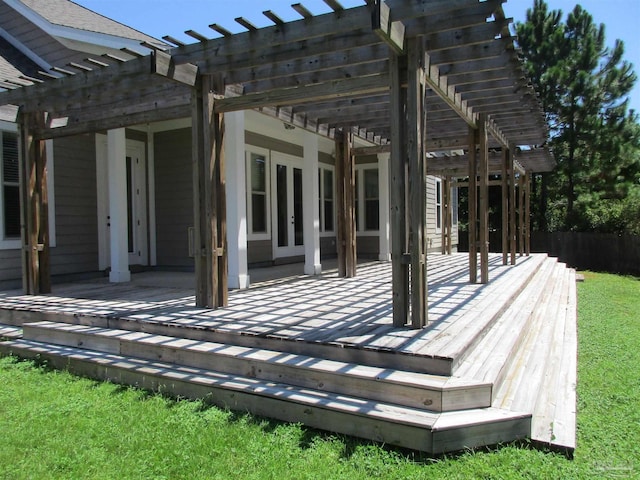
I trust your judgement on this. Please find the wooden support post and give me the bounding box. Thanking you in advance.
[478,114,489,284]
[518,174,524,257]
[525,171,531,256]
[501,148,509,265]
[192,75,228,308]
[468,127,478,283]
[407,38,427,329]
[19,111,50,295]
[509,148,517,265]
[389,52,408,328]
[335,130,357,278]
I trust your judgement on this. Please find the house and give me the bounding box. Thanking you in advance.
[0,0,573,454]
[0,0,463,294]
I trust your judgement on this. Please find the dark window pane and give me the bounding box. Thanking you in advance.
[324,200,333,232]
[251,193,266,233]
[251,154,266,192]
[324,169,333,199]
[2,133,18,183]
[294,167,303,246]
[365,200,379,231]
[364,169,378,199]
[3,185,20,237]
[277,165,287,247]
[126,157,134,253]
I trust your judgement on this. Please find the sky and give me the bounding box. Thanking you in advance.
[73,0,640,113]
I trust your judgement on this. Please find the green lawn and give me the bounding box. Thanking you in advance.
[1,272,638,479]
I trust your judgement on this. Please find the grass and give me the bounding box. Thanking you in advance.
[0,272,638,479]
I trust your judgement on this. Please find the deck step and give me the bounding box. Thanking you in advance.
[0,338,531,455]
[0,323,22,339]
[411,254,547,371]
[453,256,559,390]
[21,320,492,412]
[493,264,577,453]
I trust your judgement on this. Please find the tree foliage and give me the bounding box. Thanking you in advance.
[516,0,640,234]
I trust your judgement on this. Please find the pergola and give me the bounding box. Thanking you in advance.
[0,0,553,328]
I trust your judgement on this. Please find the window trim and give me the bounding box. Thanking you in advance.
[355,164,380,236]
[0,124,20,249]
[318,165,335,237]
[0,122,56,250]
[435,177,443,234]
[245,146,271,241]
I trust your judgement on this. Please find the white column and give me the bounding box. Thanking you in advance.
[107,128,130,283]
[225,111,250,289]
[303,131,321,275]
[378,152,391,261]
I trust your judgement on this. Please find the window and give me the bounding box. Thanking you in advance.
[354,166,379,234]
[452,185,458,225]
[1,130,20,241]
[0,125,55,250]
[246,149,270,240]
[318,166,334,234]
[435,177,443,232]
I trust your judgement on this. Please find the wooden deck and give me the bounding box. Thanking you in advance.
[0,253,577,455]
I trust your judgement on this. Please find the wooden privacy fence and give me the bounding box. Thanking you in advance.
[460,230,640,275]
[531,232,640,276]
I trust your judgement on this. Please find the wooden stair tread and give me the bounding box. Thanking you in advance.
[413,254,546,361]
[453,257,558,383]
[0,323,22,339]
[22,320,493,412]
[0,338,532,454]
[493,264,576,451]
[530,268,577,450]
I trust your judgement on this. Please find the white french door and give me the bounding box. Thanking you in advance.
[271,153,304,258]
[96,137,148,269]
[125,141,148,265]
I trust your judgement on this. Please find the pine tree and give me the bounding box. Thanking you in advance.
[516,0,639,233]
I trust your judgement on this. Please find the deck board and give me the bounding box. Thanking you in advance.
[0,254,545,363]
[0,252,577,453]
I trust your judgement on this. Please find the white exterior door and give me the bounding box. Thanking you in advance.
[125,141,147,265]
[96,137,148,269]
[271,153,304,258]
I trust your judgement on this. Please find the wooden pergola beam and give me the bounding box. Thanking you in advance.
[32,98,190,140]
[152,50,198,86]
[214,74,389,113]
[0,55,151,109]
[372,0,405,54]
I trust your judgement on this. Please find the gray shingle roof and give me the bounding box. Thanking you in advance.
[0,36,40,84]
[18,0,163,45]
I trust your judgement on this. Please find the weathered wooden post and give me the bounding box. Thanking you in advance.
[335,130,356,278]
[19,110,50,295]
[192,75,228,308]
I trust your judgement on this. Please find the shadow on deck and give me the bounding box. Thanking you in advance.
[0,253,577,455]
